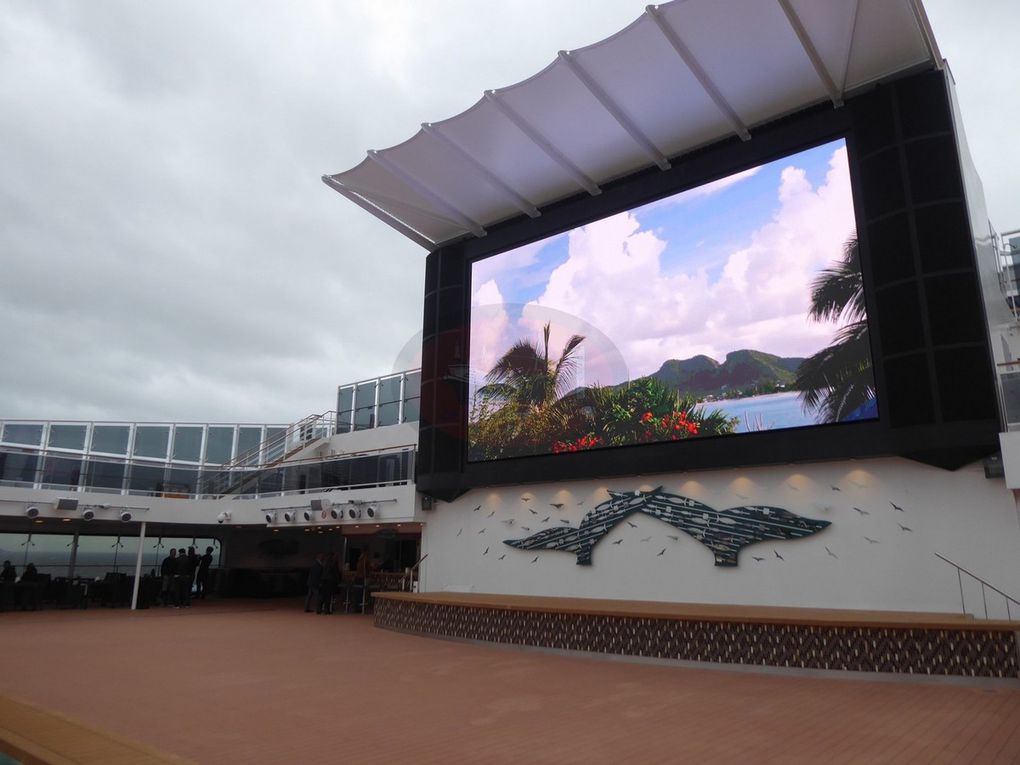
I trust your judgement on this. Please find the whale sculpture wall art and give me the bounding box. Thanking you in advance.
[504,487,830,567]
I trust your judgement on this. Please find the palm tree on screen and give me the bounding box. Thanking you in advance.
[795,235,875,422]
[478,321,585,416]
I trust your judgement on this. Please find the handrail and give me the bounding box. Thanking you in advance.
[200,411,338,495]
[401,553,428,592]
[934,552,1020,620]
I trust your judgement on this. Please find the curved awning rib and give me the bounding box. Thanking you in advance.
[325,0,938,251]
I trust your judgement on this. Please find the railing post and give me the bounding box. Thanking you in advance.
[982,582,988,619]
[958,569,965,615]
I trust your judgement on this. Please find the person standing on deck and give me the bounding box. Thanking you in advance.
[195,546,214,599]
[305,553,324,613]
[160,548,177,606]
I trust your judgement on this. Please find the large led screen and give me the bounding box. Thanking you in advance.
[468,139,877,462]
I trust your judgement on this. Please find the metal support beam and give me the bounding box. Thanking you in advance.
[321,176,436,251]
[557,51,671,170]
[422,123,541,218]
[645,5,751,142]
[777,0,843,107]
[367,150,487,239]
[839,0,861,96]
[130,521,146,611]
[484,90,602,196]
[906,0,943,69]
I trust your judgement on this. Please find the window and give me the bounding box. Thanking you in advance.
[205,427,234,465]
[84,460,126,491]
[48,424,87,451]
[91,425,129,455]
[354,381,377,431]
[133,426,169,460]
[42,456,82,488]
[2,423,43,446]
[337,386,355,432]
[172,427,203,462]
[402,372,421,423]
[377,376,402,427]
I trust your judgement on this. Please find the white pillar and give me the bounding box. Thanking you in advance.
[130,521,147,610]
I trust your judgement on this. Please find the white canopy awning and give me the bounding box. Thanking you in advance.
[324,0,940,250]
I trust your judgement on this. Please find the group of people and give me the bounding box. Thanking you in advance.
[1,560,40,583]
[304,550,380,615]
[159,546,213,608]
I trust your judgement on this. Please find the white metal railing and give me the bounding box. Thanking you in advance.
[199,411,337,495]
[0,443,415,501]
[935,552,1020,620]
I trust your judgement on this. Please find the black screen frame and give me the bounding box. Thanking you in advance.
[417,69,1001,500]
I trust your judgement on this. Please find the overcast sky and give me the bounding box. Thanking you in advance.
[1,0,1017,425]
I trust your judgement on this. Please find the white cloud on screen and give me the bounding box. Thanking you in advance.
[471,146,857,387]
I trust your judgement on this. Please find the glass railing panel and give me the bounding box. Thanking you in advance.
[48,424,87,451]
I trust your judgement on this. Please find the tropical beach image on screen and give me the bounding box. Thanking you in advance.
[468,139,877,462]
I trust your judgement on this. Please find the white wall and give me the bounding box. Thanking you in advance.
[419,457,1020,617]
[0,482,420,527]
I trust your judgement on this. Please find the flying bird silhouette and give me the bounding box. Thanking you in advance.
[498,554,506,560]
[611,539,623,545]
[559,519,571,525]
[487,510,495,517]
[667,535,680,541]
[897,524,913,532]
[864,536,880,544]
[774,550,785,561]
[521,527,531,532]
[531,556,539,564]
[550,503,565,509]
[752,556,765,562]
[626,521,638,528]
[528,508,538,515]
[521,496,532,502]
[456,528,462,537]
[477,528,486,534]
[657,548,666,556]
[577,500,585,505]
[831,485,841,492]
[472,505,481,512]
[853,507,870,515]
[483,547,489,555]
[890,502,905,512]
[541,516,550,523]
[825,546,838,558]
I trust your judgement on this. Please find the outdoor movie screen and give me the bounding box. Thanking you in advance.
[467,138,877,462]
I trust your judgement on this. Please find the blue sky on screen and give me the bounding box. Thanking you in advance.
[470,139,858,393]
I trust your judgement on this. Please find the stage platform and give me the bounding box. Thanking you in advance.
[374,592,1020,679]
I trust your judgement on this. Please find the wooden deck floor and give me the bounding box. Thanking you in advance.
[1,600,1020,764]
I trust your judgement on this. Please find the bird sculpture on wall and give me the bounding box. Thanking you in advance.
[503,487,830,567]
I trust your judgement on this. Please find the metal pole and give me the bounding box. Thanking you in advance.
[982,582,988,619]
[130,521,147,611]
[957,569,965,615]
[68,531,79,578]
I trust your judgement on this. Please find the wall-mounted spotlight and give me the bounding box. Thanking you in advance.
[216,510,232,524]
[347,505,362,520]
[119,511,133,522]
[301,510,313,522]
[283,511,296,523]
[81,508,95,521]
[264,510,277,524]
[25,506,40,519]
[329,509,341,520]
[365,505,377,519]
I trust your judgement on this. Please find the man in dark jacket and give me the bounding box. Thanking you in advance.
[195,546,214,599]
[175,547,192,607]
[305,553,324,612]
[160,549,177,606]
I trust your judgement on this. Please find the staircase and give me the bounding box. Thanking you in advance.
[200,411,337,497]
